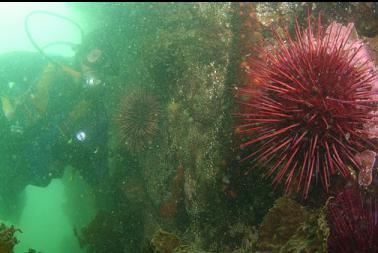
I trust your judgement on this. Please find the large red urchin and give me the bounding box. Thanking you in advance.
[235,15,378,198]
[327,186,378,253]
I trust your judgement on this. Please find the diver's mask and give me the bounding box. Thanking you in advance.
[80,47,113,89]
[75,29,119,89]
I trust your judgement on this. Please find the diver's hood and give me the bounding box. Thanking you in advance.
[75,30,119,76]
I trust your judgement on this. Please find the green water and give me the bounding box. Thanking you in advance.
[3,167,96,253]
[0,2,377,253]
[16,178,83,253]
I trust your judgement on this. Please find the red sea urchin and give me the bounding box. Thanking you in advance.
[327,186,378,253]
[235,15,378,198]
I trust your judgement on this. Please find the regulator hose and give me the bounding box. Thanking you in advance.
[24,10,84,67]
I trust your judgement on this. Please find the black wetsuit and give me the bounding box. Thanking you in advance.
[0,51,108,219]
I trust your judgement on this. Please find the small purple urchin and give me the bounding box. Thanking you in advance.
[235,14,378,198]
[116,89,161,152]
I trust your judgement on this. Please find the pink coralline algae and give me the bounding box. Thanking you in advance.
[320,22,378,148]
[364,111,378,139]
[314,22,378,141]
[324,22,374,67]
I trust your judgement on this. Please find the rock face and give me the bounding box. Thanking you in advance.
[132,3,237,250]
[66,2,378,253]
[71,3,245,252]
[255,197,328,253]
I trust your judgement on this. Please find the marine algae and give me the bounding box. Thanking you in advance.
[255,197,328,253]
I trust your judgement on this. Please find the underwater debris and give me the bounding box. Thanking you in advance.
[0,223,21,253]
[255,197,328,253]
[235,15,378,198]
[150,229,181,253]
[116,88,161,152]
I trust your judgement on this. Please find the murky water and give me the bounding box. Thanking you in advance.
[0,3,377,253]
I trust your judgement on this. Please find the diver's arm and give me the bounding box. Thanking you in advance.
[29,63,57,115]
[29,63,82,115]
[16,63,80,127]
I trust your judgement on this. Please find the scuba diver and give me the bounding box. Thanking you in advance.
[0,11,119,220]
